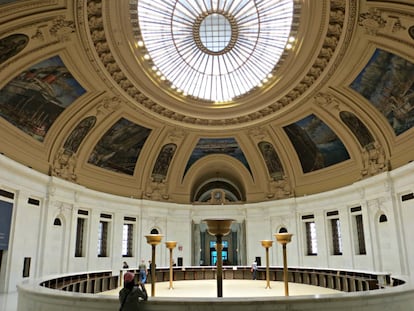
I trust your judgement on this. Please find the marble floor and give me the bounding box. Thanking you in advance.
[100,279,341,298]
[1,280,340,311]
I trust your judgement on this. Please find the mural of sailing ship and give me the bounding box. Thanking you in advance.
[0,55,86,142]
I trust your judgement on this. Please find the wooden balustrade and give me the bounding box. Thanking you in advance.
[39,267,402,295]
[40,271,118,294]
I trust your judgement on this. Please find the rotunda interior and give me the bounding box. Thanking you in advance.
[0,0,414,310]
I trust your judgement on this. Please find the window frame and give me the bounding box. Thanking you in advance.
[75,212,88,258]
[326,211,343,256]
[302,214,318,256]
[97,213,112,258]
[350,206,367,255]
[122,217,136,257]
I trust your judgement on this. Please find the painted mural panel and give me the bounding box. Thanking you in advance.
[258,141,284,180]
[284,114,350,173]
[184,138,251,175]
[88,118,151,175]
[350,49,414,136]
[151,143,177,182]
[0,0,21,4]
[340,111,374,148]
[0,34,28,64]
[63,116,96,154]
[0,55,86,142]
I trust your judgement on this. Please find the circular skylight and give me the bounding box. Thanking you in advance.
[137,0,294,103]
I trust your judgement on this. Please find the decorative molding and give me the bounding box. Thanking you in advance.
[267,176,292,200]
[51,148,78,182]
[95,96,122,118]
[359,8,387,35]
[82,0,350,126]
[361,142,388,178]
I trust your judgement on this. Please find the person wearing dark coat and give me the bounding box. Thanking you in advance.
[119,272,148,311]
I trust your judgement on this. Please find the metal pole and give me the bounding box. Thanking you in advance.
[282,243,289,296]
[169,247,173,289]
[216,234,223,297]
[265,246,270,289]
[151,244,156,297]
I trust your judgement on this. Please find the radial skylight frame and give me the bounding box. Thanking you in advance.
[137,0,294,103]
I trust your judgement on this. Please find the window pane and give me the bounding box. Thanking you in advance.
[356,214,366,255]
[331,218,343,255]
[305,221,317,255]
[75,218,85,257]
[122,224,133,257]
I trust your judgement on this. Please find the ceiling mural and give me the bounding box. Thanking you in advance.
[151,143,177,182]
[0,55,86,142]
[350,49,414,136]
[258,141,285,181]
[0,34,28,64]
[184,138,251,176]
[63,116,97,154]
[88,118,151,175]
[0,0,20,4]
[284,114,350,174]
[0,1,413,202]
[339,111,375,148]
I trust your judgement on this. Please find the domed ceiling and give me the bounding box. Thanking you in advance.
[0,0,413,204]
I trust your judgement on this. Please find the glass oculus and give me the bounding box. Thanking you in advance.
[137,0,294,103]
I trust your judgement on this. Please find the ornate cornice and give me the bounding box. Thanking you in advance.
[83,0,349,127]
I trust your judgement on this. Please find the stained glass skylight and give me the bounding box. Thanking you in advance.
[137,0,294,103]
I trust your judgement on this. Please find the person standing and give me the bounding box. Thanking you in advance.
[251,260,258,280]
[119,272,147,311]
[138,259,147,283]
[123,261,129,269]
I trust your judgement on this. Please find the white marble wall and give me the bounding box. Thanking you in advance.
[1,154,414,293]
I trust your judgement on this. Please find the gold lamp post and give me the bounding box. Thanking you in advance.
[275,233,293,296]
[145,234,163,297]
[261,240,273,289]
[165,241,177,290]
[204,218,235,298]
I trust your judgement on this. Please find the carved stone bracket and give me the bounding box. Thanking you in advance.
[51,148,78,182]
[267,176,292,200]
[360,142,388,178]
[145,178,169,201]
[96,96,122,118]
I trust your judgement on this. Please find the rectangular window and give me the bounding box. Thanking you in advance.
[330,218,343,255]
[23,257,31,278]
[97,220,109,257]
[351,206,366,255]
[401,193,414,201]
[75,217,86,257]
[305,221,318,255]
[122,223,134,257]
[0,189,14,199]
[354,214,366,255]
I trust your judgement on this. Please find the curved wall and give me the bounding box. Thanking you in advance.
[1,153,414,294]
[16,278,414,311]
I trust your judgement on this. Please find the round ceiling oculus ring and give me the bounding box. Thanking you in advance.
[137,0,294,103]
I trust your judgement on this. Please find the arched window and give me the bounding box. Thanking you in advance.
[379,214,388,223]
[53,218,62,226]
[150,228,159,234]
[279,227,288,233]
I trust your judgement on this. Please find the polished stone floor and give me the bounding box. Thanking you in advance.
[100,279,341,298]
